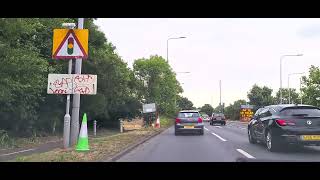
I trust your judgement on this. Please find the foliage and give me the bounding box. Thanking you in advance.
[177,96,194,110]
[247,84,274,110]
[133,55,182,115]
[0,18,185,137]
[200,104,214,116]
[274,88,300,104]
[301,65,320,107]
[224,100,246,120]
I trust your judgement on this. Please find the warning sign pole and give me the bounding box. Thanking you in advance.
[62,23,76,149]
[70,18,84,146]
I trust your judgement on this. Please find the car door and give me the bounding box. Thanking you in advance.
[251,108,263,138]
[257,108,272,140]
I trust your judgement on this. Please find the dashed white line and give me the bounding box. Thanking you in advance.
[204,127,209,131]
[0,148,35,157]
[211,132,227,142]
[236,149,255,159]
[214,126,222,128]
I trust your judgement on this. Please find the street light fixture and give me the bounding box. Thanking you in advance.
[279,54,303,104]
[288,72,305,104]
[167,36,186,63]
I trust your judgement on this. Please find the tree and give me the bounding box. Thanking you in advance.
[247,84,274,110]
[200,104,214,116]
[301,65,320,107]
[133,55,182,115]
[0,18,145,136]
[177,96,194,110]
[224,99,246,120]
[274,88,300,104]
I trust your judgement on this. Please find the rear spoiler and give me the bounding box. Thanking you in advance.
[280,106,320,112]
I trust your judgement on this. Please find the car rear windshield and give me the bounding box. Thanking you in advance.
[178,112,200,118]
[280,107,320,116]
[215,113,225,117]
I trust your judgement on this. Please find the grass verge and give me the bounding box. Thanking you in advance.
[15,116,173,162]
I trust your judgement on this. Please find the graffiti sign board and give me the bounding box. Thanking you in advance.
[142,103,156,113]
[47,74,97,95]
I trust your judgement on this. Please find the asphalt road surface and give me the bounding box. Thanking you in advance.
[117,121,320,162]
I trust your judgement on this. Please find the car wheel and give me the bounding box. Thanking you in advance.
[248,128,256,144]
[266,130,281,152]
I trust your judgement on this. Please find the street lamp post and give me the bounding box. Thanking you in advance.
[166,37,186,63]
[61,22,76,149]
[288,72,305,104]
[279,54,303,104]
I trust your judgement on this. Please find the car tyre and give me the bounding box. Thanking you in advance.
[248,128,257,144]
[266,130,282,152]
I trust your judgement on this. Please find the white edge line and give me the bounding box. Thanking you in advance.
[236,149,255,159]
[0,148,36,157]
[211,132,227,142]
[204,127,209,131]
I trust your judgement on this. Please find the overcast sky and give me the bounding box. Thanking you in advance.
[94,18,320,108]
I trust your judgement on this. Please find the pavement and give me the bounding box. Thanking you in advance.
[0,140,62,161]
[117,121,320,162]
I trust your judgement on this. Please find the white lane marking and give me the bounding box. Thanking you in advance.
[211,132,227,142]
[236,149,255,159]
[0,148,35,157]
[204,127,209,131]
[240,127,246,130]
[214,126,222,128]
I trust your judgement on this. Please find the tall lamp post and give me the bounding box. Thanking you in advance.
[280,54,303,104]
[167,37,186,63]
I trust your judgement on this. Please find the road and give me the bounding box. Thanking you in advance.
[117,121,320,162]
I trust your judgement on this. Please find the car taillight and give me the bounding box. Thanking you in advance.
[198,117,203,123]
[276,119,296,126]
[175,118,181,123]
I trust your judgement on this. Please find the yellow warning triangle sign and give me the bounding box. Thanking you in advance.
[52,29,88,59]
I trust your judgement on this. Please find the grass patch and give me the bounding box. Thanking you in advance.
[159,116,174,128]
[15,127,162,162]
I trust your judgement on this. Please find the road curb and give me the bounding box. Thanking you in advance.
[100,126,170,162]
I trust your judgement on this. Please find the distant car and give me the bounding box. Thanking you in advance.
[175,110,204,135]
[210,113,226,126]
[201,114,210,122]
[248,104,320,152]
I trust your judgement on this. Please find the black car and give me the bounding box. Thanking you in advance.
[248,104,320,152]
[210,113,226,126]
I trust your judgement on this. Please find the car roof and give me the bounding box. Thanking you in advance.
[179,110,199,113]
[263,104,319,112]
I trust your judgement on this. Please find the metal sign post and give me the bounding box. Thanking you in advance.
[70,18,84,146]
[51,19,90,148]
[62,22,76,149]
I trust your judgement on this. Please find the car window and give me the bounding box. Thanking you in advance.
[280,107,320,116]
[254,108,263,117]
[178,112,200,118]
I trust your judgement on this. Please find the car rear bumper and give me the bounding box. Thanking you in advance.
[175,124,204,132]
[280,134,320,146]
[211,120,226,123]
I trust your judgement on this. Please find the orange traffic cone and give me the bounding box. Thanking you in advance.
[155,116,160,128]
